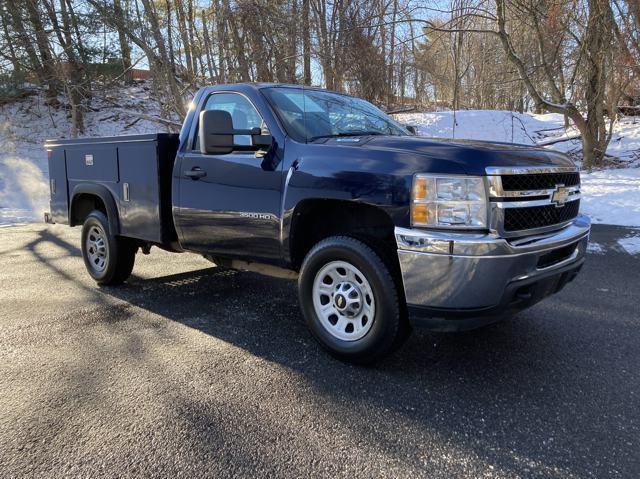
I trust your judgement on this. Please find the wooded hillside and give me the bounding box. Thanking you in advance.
[0,0,638,167]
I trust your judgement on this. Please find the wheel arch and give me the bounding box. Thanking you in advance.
[69,184,120,235]
[288,198,398,271]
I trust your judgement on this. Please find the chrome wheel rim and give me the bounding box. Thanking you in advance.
[312,261,375,341]
[86,225,108,273]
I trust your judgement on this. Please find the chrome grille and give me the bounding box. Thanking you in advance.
[486,166,581,237]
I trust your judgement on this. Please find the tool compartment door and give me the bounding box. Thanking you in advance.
[47,147,69,224]
[66,145,119,183]
[117,141,163,243]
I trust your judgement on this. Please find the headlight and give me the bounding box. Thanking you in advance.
[411,174,488,228]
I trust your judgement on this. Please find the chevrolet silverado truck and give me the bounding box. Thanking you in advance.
[45,83,590,363]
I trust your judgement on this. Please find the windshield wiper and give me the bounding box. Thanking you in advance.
[308,131,386,142]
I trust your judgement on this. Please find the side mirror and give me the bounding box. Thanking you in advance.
[405,124,417,135]
[199,109,234,154]
[199,109,273,155]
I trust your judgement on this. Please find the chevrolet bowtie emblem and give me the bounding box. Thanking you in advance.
[551,185,570,207]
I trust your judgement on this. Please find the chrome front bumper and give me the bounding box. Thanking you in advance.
[395,215,590,329]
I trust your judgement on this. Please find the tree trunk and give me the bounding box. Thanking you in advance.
[140,0,185,116]
[187,0,199,78]
[287,0,298,83]
[166,0,176,74]
[302,0,311,85]
[58,0,84,135]
[114,0,133,84]
[213,0,227,82]
[175,0,194,77]
[387,0,398,106]
[222,0,250,81]
[24,0,59,104]
[201,9,217,80]
[0,5,21,74]
[582,0,615,168]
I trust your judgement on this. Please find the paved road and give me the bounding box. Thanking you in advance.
[0,223,638,478]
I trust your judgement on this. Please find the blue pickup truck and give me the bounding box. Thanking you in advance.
[45,83,590,362]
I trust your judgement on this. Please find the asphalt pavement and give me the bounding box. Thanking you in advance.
[0,223,638,478]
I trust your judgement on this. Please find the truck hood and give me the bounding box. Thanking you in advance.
[325,135,575,175]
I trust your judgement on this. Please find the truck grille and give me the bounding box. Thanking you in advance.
[504,200,580,232]
[486,167,581,237]
[501,172,580,191]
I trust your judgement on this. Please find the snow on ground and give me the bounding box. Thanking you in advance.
[617,232,640,255]
[586,241,606,255]
[586,232,640,256]
[397,110,640,226]
[0,84,165,225]
[0,138,49,225]
[399,110,562,147]
[581,168,640,226]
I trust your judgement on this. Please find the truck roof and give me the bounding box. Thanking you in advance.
[207,82,351,98]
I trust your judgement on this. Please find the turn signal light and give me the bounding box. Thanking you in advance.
[411,203,436,225]
[413,177,428,201]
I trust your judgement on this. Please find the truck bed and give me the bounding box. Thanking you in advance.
[45,133,179,245]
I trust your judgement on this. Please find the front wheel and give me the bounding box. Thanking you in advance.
[81,210,136,285]
[298,236,409,364]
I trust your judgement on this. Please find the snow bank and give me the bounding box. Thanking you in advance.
[398,110,556,145]
[581,169,640,227]
[396,110,640,164]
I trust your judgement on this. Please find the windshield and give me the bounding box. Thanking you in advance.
[262,87,408,142]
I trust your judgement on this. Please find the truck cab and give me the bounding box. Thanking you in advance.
[45,83,590,363]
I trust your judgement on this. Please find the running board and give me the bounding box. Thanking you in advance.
[203,255,298,280]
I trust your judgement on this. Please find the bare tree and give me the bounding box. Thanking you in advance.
[494,0,618,167]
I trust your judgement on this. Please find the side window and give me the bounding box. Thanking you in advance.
[195,92,264,149]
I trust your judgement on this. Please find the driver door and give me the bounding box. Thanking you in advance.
[174,92,283,263]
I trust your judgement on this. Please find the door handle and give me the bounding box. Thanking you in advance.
[184,167,206,179]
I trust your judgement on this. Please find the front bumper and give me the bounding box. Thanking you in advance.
[395,214,591,331]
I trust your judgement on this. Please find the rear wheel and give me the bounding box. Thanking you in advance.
[81,210,136,285]
[298,236,409,364]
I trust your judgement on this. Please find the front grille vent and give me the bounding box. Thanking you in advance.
[536,241,578,269]
[504,200,580,232]
[501,172,580,191]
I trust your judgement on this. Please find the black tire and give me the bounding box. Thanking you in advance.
[298,236,410,364]
[81,210,136,285]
